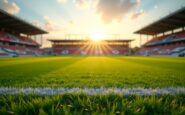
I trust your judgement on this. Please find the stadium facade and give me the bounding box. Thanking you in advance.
[0,9,47,57]
[135,7,185,57]
[48,36,133,56]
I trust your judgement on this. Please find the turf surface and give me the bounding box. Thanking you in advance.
[0,56,184,88]
[0,94,185,115]
[0,56,185,114]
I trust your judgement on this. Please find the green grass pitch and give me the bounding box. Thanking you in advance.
[0,56,185,88]
[0,56,185,114]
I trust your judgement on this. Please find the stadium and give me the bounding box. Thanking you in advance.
[0,0,185,114]
[49,37,132,56]
[136,7,185,57]
[0,9,47,57]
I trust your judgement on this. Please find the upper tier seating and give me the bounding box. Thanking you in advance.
[138,31,185,56]
[0,32,39,46]
[0,31,42,57]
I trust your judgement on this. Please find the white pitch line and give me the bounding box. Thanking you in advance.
[0,87,185,96]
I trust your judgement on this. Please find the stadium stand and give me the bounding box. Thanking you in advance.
[135,7,185,57]
[48,39,132,56]
[0,9,47,57]
[139,31,185,56]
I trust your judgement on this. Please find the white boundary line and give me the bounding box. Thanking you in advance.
[0,87,185,96]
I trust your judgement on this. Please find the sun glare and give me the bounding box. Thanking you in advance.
[90,32,105,41]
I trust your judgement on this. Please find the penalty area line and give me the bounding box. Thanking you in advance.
[0,87,185,96]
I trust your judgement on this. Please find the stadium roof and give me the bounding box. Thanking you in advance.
[0,9,48,35]
[48,39,133,43]
[135,7,185,35]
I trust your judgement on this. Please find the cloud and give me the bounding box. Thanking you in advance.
[57,0,90,9]
[0,0,20,14]
[32,20,41,27]
[131,9,145,19]
[57,0,67,4]
[74,0,92,9]
[96,0,140,23]
[44,16,58,31]
[43,16,68,33]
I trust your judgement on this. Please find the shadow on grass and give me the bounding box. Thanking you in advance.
[0,57,86,87]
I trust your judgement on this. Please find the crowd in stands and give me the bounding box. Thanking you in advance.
[53,44,129,56]
[0,31,42,57]
[139,31,185,56]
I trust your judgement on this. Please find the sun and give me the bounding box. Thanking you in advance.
[90,32,105,41]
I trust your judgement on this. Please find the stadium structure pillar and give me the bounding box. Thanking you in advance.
[147,35,149,42]
[163,32,165,36]
[140,34,142,47]
[40,35,43,46]
[172,30,174,34]
[154,35,157,39]
[128,42,131,55]
[27,35,31,40]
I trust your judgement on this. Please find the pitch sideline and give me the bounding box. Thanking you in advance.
[0,87,185,95]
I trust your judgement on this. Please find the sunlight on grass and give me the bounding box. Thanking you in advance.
[0,56,184,88]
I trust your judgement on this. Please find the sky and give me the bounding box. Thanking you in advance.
[0,0,185,47]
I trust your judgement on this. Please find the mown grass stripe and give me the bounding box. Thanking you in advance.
[0,87,184,95]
